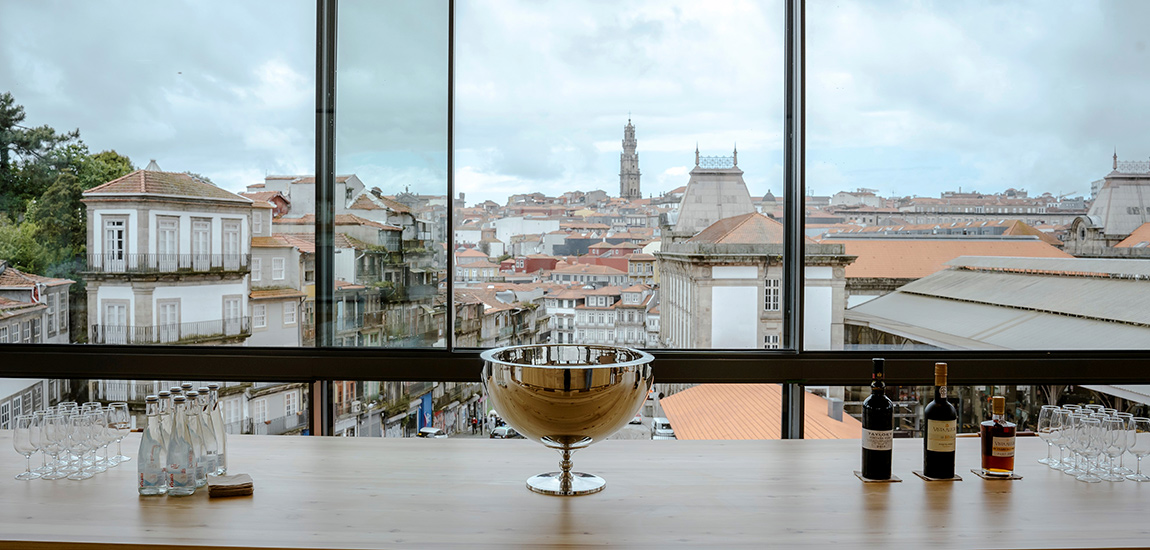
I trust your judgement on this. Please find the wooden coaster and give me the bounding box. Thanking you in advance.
[912,470,963,482]
[854,471,902,483]
[970,468,1022,480]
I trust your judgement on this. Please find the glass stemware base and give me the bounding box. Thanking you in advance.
[15,470,41,481]
[1076,473,1103,483]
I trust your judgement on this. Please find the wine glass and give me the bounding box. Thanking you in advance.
[31,410,53,475]
[39,414,68,481]
[1049,408,1069,470]
[1062,414,1086,476]
[66,415,95,481]
[1126,417,1150,482]
[1114,412,1135,475]
[1075,418,1103,483]
[108,402,132,465]
[1100,417,1126,482]
[1088,413,1110,475]
[13,415,41,480]
[1037,405,1058,466]
[95,409,117,469]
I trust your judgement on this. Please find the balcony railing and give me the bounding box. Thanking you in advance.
[91,317,252,345]
[86,253,250,274]
[92,380,166,403]
[406,284,438,300]
[362,311,384,327]
[225,410,308,436]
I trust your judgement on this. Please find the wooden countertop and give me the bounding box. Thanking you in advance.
[1,432,1148,549]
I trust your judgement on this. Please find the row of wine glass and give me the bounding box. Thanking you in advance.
[11,401,132,481]
[1036,404,1150,483]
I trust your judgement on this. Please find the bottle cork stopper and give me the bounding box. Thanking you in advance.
[992,396,1005,415]
[934,362,947,386]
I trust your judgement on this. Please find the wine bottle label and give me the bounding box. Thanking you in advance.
[862,428,893,451]
[926,419,956,452]
[992,436,1015,457]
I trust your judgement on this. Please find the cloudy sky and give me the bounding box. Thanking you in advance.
[2,0,1148,205]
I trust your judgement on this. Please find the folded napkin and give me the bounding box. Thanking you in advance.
[207,473,254,498]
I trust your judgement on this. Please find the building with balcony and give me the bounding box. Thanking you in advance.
[0,261,74,344]
[248,201,306,347]
[549,263,628,287]
[81,166,252,345]
[248,174,365,219]
[219,382,308,436]
[657,212,855,350]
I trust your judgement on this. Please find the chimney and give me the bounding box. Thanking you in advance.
[827,397,844,422]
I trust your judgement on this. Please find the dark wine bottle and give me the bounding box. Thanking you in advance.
[861,358,894,479]
[923,362,958,479]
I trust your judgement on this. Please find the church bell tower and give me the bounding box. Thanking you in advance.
[620,117,641,200]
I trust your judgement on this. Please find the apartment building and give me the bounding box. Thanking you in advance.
[0,261,73,344]
[81,166,252,345]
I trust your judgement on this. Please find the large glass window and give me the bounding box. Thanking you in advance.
[454,0,785,351]
[1,0,1147,442]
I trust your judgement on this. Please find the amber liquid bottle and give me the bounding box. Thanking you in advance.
[980,395,1016,476]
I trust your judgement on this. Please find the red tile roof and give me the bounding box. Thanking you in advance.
[277,233,316,254]
[273,214,401,231]
[661,384,862,440]
[551,264,626,275]
[240,190,289,204]
[0,264,73,288]
[85,170,249,202]
[820,239,1072,279]
[0,296,47,319]
[251,236,294,248]
[456,248,489,258]
[250,288,307,300]
[688,212,815,245]
[348,194,383,210]
[1115,222,1150,248]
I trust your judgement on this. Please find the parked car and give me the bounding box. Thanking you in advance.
[490,426,524,439]
[416,427,447,438]
[652,417,675,440]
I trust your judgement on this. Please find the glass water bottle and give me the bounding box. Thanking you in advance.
[137,396,167,496]
[196,388,220,478]
[166,395,197,496]
[207,384,227,475]
[156,390,172,448]
[184,391,209,488]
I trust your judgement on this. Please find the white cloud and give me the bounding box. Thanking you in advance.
[3,0,1147,205]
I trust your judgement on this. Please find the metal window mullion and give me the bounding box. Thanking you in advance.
[781,0,806,439]
[313,0,338,436]
[446,0,456,352]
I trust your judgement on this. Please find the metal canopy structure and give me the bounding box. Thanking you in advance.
[848,256,1150,350]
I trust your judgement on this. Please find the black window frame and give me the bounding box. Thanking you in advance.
[2,0,1148,437]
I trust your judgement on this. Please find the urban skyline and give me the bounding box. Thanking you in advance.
[5,1,1150,204]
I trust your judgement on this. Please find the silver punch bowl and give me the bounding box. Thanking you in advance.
[481,344,654,496]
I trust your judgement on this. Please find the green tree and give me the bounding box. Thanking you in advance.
[0,214,51,274]
[0,92,81,219]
